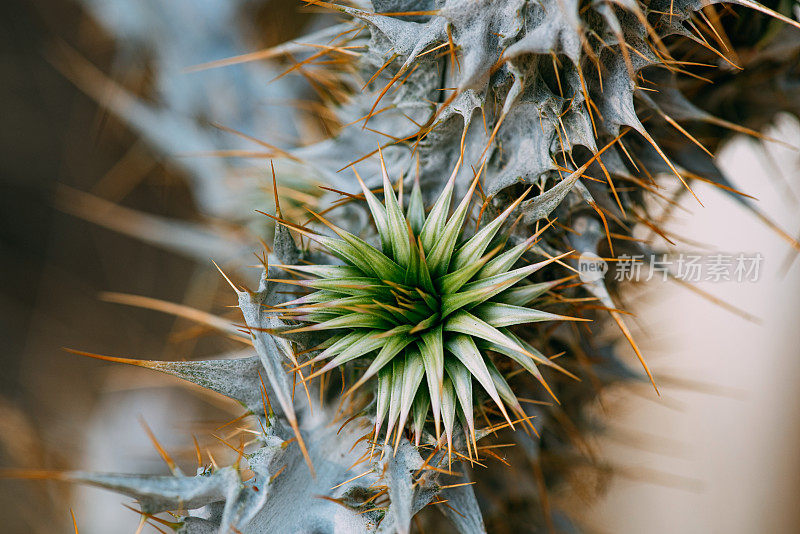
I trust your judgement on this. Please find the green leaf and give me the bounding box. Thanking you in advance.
[306,233,373,273]
[276,290,335,307]
[445,310,508,345]
[307,212,405,280]
[477,234,538,279]
[372,299,417,324]
[419,165,460,253]
[374,367,392,440]
[277,264,363,279]
[419,326,444,440]
[479,330,568,402]
[415,237,436,294]
[444,334,510,425]
[347,330,414,394]
[475,338,546,380]
[441,377,457,454]
[445,311,535,372]
[353,169,392,254]
[294,294,377,310]
[426,177,479,277]
[415,288,438,311]
[312,330,372,363]
[299,277,383,296]
[403,229,423,287]
[385,299,427,324]
[439,261,546,317]
[472,302,566,328]
[394,351,425,448]
[409,313,439,334]
[289,306,341,319]
[444,358,475,448]
[485,358,523,414]
[383,358,406,445]
[435,250,494,295]
[301,312,390,332]
[406,176,425,234]
[381,159,412,268]
[312,330,389,377]
[354,304,404,325]
[332,228,405,281]
[450,186,530,271]
[412,388,430,446]
[502,329,568,373]
[495,279,565,305]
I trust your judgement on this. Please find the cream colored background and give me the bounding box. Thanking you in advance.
[586,116,800,533]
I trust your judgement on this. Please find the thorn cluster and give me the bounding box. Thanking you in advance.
[273,152,582,457]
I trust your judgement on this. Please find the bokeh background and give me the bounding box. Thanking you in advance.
[2,0,800,532]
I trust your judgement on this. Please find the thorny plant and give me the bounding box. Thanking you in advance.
[7,0,800,532]
[268,148,588,462]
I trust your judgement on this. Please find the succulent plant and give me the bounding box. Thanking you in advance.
[270,151,585,458]
[15,0,800,532]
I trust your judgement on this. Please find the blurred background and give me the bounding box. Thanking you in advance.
[2,0,800,532]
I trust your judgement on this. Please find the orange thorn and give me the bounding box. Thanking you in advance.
[139,417,179,474]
